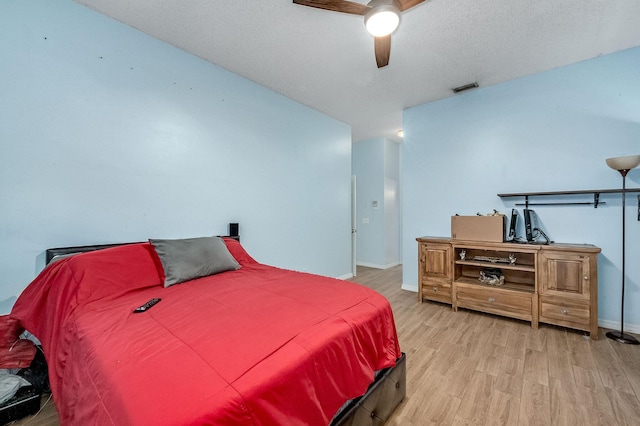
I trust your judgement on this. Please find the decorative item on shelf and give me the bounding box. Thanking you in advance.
[508,253,517,265]
[478,268,504,286]
[459,250,466,260]
[474,255,512,264]
[605,154,640,345]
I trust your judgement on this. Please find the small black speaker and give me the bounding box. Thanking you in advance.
[229,223,239,237]
[523,209,535,242]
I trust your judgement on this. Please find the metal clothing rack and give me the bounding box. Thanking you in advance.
[498,188,640,209]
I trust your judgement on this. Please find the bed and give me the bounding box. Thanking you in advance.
[10,236,405,425]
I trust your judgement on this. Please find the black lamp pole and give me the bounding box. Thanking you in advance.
[606,168,640,345]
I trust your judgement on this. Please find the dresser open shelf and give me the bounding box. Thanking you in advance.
[453,277,534,293]
[417,237,601,339]
[455,260,535,272]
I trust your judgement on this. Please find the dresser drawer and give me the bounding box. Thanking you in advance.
[456,285,533,321]
[421,281,451,304]
[540,299,590,328]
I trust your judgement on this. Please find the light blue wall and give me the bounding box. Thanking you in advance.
[383,139,400,266]
[402,46,640,332]
[0,0,352,310]
[353,139,386,267]
[352,138,400,268]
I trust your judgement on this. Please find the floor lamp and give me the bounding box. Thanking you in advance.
[605,155,640,345]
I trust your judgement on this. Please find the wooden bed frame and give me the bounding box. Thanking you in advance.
[44,239,406,425]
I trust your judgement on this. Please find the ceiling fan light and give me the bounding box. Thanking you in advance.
[365,3,401,37]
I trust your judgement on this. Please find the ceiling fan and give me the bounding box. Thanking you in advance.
[293,0,426,68]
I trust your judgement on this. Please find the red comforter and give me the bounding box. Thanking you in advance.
[11,240,401,425]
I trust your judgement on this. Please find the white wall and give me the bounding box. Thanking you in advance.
[0,0,352,311]
[402,46,640,332]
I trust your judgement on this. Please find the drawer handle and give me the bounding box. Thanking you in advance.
[432,286,439,293]
[560,308,569,315]
[584,276,589,281]
[488,297,495,303]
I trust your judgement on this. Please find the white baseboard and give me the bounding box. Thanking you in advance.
[356,261,401,270]
[598,319,640,335]
[337,261,401,280]
[401,284,418,292]
[336,273,354,280]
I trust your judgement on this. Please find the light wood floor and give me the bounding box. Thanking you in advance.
[10,265,640,425]
[352,266,640,426]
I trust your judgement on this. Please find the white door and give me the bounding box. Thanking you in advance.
[351,175,357,277]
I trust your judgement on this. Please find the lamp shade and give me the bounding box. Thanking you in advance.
[364,0,401,37]
[606,155,640,171]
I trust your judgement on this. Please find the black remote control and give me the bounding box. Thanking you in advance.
[133,298,161,313]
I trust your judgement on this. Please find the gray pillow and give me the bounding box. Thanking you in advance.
[149,236,240,287]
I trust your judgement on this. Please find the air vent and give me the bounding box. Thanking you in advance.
[452,82,479,94]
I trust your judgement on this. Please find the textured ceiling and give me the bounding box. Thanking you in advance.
[73,0,640,142]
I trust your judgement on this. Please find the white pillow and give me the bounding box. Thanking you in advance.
[0,372,31,404]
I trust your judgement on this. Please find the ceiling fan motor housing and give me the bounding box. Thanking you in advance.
[367,0,402,8]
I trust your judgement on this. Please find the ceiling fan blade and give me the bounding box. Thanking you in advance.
[293,0,370,15]
[374,35,391,68]
[396,0,426,12]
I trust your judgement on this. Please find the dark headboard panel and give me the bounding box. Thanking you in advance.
[45,242,138,265]
[45,235,240,265]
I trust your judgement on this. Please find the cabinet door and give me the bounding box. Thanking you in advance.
[420,243,451,280]
[539,251,591,299]
[418,242,452,304]
[539,249,599,339]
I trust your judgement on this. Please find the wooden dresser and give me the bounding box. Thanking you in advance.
[417,237,601,339]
